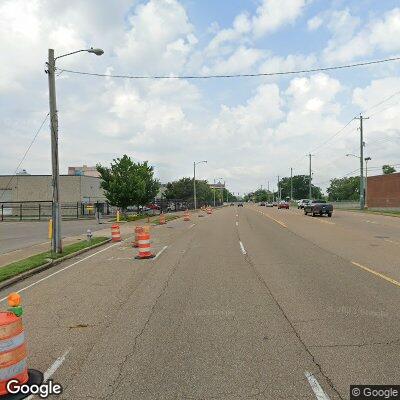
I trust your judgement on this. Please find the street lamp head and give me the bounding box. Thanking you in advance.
[87,47,104,56]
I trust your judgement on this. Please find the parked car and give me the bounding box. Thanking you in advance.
[265,202,273,207]
[230,203,235,206]
[304,200,333,217]
[259,202,265,206]
[147,203,160,210]
[272,202,278,207]
[297,199,310,209]
[238,203,244,207]
[278,201,289,209]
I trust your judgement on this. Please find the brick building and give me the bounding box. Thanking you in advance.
[367,172,400,208]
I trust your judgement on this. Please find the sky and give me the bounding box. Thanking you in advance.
[1,0,400,196]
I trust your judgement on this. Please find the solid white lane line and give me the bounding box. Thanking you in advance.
[239,241,247,255]
[0,242,121,303]
[26,348,71,400]
[236,221,238,226]
[305,371,331,400]
[153,245,168,260]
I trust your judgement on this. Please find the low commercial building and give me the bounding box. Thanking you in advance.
[68,165,100,177]
[0,175,107,220]
[367,172,400,208]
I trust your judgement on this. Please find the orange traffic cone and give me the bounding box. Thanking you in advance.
[0,293,43,396]
[207,207,212,215]
[111,224,121,242]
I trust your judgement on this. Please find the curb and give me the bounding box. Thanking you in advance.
[0,238,112,291]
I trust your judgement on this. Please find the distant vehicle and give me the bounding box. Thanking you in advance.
[260,202,265,206]
[272,202,278,207]
[230,203,235,206]
[147,203,160,210]
[265,202,273,207]
[238,203,244,207]
[278,201,289,209]
[304,200,333,217]
[297,199,310,209]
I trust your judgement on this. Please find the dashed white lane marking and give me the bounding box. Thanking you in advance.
[26,348,71,400]
[153,245,168,260]
[305,371,331,400]
[236,214,238,217]
[365,220,377,224]
[236,221,238,226]
[239,241,247,255]
[188,223,195,229]
[0,242,121,303]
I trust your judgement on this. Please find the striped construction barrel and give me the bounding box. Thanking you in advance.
[111,224,121,242]
[135,232,154,259]
[132,226,144,248]
[0,312,28,395]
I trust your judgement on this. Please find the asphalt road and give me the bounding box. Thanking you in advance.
[0,205,399,399]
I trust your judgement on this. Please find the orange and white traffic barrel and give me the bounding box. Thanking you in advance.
[135,232,155,259]
[111,224,121,242]
[132,226,143,248]
[207,207,212,215]
[159,214,166,225]
[0,293,43,397]
[183,210,190,221]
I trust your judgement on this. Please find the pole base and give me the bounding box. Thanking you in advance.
[1,369,44,399]
[135,254,155,260]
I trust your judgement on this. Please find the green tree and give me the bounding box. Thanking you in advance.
[279,175,322,200]
[96,155,159,212]
[164,178,214,204]
[327,177,359,201]
[382,165,396,174]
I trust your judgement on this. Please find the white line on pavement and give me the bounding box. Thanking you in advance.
[0,242,121,303]
[236,221,238,226]
[153,246,168,260]
[239,241,247,255]
[188,223,195,229]
[305,371,331,400]
[26,348,71,400]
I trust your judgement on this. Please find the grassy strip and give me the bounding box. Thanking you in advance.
[113,214,153,222]
[0,237,108,283]
[345,209,400,217]
[153,215,181,225]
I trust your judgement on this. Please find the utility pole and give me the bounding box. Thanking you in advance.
[277,176,280,202]
[355,115,369,209]
[47,49,62,254]
[193,162,197,210]
[365,157,371,208]
[308,154,314,200]
[290,167,293,201]
[213,179,216,207]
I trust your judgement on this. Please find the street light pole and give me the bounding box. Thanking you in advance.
[193,160,207,210]
[290,167,293,201]
[47,49,62,253]
[46,47,103,254]
[355,115,369,209]
[213,179,216,207]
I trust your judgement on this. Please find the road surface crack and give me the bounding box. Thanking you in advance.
[236,232,344,400]
[310,338,400,349]
[108,233,196,398]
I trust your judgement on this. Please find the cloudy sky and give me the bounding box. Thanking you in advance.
[1,0,400,195]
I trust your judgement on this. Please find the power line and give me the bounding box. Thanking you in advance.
[363,89,400,116]
[55,55,400,80]
[0,112,50,201]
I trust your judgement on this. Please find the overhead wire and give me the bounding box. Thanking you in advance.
[55,55,400,80]
[0,113,50,201]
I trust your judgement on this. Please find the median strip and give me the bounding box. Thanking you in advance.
[351,261,400,289]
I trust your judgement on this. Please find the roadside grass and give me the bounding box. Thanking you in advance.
[344,209,400,217]
[0,237,108,283]
[113,214,153,222]
[153,215,181,225]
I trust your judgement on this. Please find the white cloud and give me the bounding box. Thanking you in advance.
[252,0,307,38]
[307,15,323,31]
[115,0,196,74]
[324,7,400,63]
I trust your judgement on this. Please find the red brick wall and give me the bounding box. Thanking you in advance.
[367,172,400,207]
